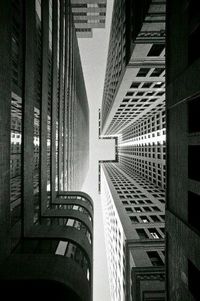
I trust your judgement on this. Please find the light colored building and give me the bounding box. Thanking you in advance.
[101,0,166,136]
[100,0,166,300]
[101,163,165,300]
[101,169,126,301]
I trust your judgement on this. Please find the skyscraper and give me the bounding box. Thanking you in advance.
[0,0,92,300]
[71,0,107,38]
[100,0,166,300]
[166,0,200,300]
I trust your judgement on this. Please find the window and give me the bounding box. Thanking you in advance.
[188,260,200,300]
[125,207,133,213]
[71,4,87,8]
[149,228,161,239]
[76,28,91,32]
[142,82,152,88]
[138,200,144,204]
[75,20,87,23]
[188,145,200,181]
[188,96,200,133]
[136,229,148,239]
[188,191,200,232]
[143,206,151,212]
[66,218,74,227]
[130,200,136,204]
[135,207,142,213]
[147,44,164,56]
[154,82,164,88]
[130,82,140,88]
[145,199,152,204]
[160,215,165,221]
[159,227,165,235]
[147,251,164,266]
[151,215,160,222]
[152,206,160,212]
[73,12,87,16]
[98,3,106,8]
[137,68,150,77]
[140,216,149,223]
[130,216,139,223]
[150,68,164,77]
[126,91,134,96]
[188,0,200,64]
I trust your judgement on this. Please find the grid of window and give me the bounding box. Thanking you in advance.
[116,109,166,189]
[100,2,166,299]
[101,0,166,135]
[104,163,165,239]
[10,0,24,228]
[101,0,127,128]
[101,169,125,301]
[106,77,165,135]
[121,109,166,141]
[71,0,107,37]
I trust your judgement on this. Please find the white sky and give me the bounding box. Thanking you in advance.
[78,1,114,300]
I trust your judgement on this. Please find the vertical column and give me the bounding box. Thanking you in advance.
[23,0,36,235]
[58,0,64,192]
[40,0,49,213]
[51,0,58,202]
[71,30,76,189]
[0,0,11,262]
[63,1,72,190]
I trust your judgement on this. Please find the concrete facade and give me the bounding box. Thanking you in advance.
[166,0,200,300]
[0,1,92,300]
[100,0,166,300]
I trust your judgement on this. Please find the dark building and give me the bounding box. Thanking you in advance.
[100,0,166,300]
[166,0,200,300]
[0,0,92,300]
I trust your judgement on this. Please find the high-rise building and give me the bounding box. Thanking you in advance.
[101,0,165,135]
[101,163,165,301]
[71,0,107,38]
[0,1,92,300]
[100,0,166,300]
[166,0,200,300]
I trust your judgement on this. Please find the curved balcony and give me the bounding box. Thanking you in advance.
[14,237,92,284]
[55,191,93,211]
[50,203,93,224]
[42,210,93,237]
[0,253,91,301]
[28,224,92,262]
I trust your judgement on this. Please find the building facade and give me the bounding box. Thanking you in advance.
[101,0,165,135]
[100,0,166,300]
[166,0,200,300]
[71,0,107,38]
[101,163,165,301]
[0,0,92,300]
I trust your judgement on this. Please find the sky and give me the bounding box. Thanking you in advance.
[77,1,114,300]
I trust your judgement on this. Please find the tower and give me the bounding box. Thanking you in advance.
[0,1,93,300]
[100,0,166,300]
[166,0,200,300]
